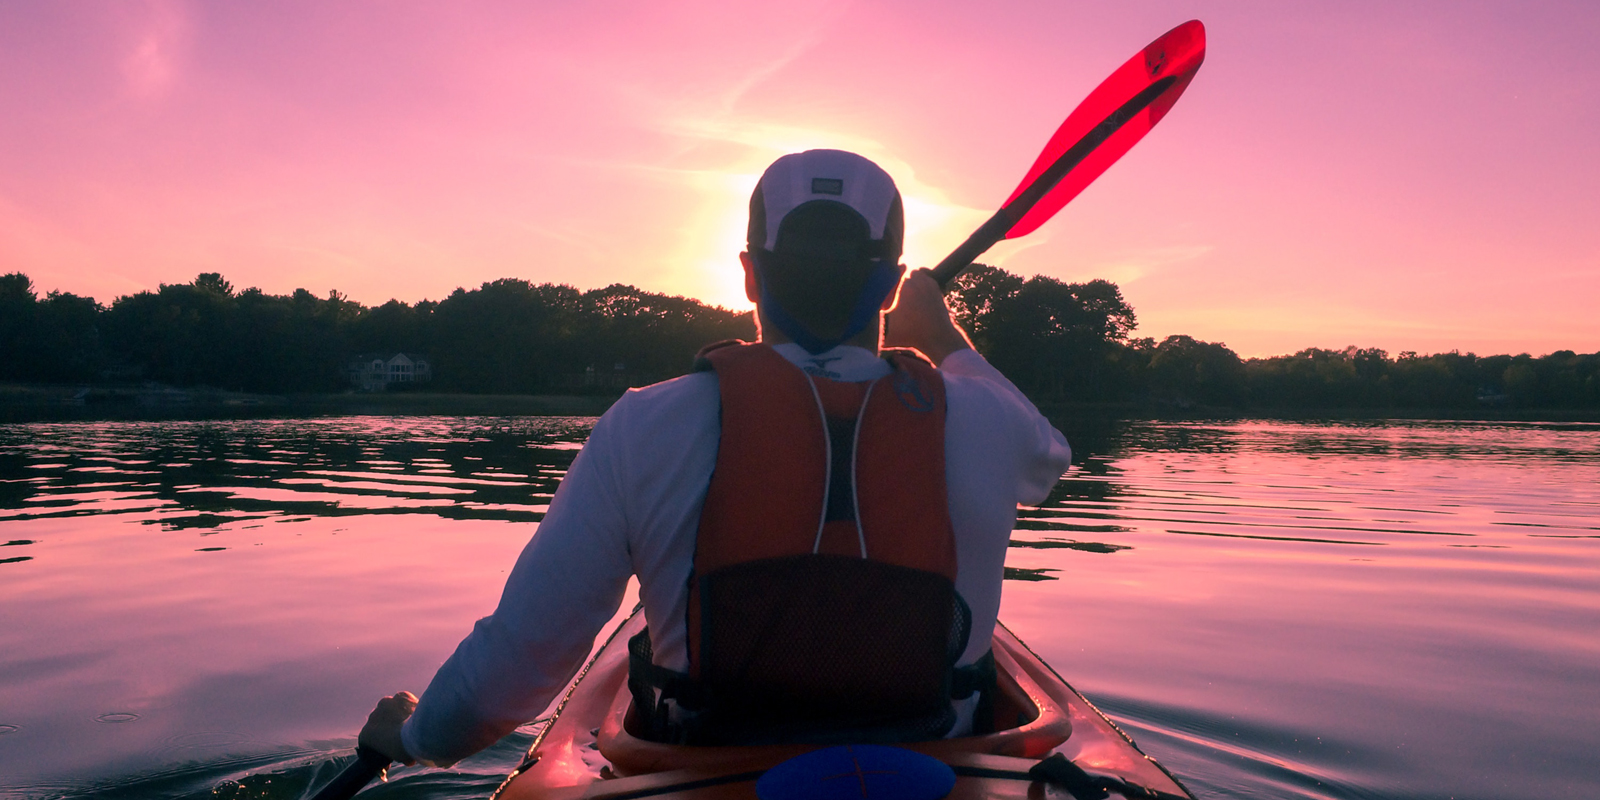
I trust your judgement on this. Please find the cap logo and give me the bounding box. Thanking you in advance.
[811,178,844,195]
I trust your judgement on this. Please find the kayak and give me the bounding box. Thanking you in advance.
[492,609,1194,800]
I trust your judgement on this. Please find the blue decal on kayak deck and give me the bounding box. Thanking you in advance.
[756,745,956,800]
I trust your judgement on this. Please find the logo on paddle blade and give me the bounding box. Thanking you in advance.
[1146,48,1167,77]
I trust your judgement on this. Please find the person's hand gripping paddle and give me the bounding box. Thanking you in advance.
[929,19,1206,289]
[304,19,1206,800]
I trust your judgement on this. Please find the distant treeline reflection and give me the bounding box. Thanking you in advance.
[3,268,1597,410]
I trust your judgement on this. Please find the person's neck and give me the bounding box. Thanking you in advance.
[754,312,880,354]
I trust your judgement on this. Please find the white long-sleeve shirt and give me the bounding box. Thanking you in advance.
[401,344,1071,766]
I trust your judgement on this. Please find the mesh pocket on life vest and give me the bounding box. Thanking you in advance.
[692,554,969,744]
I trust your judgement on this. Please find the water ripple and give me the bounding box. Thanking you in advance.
[4,416,1598,799]
[0,416,591,549]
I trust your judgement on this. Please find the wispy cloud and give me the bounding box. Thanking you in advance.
[709,27,826,118]
[516,222,618,269]
[121,0,188,99]
[1082,243,1214,284]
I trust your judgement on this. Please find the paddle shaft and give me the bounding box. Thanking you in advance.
[309,746,391,800]
[929,75,1177,291]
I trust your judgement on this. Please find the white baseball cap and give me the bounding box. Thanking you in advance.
[747,150,904,261]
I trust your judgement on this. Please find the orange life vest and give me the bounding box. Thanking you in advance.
[629,341,983,745]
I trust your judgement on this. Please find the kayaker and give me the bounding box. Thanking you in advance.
[358,149,1072,766]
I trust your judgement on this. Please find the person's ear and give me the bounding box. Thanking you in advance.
[880,263,908,311]
[740,251,760,303]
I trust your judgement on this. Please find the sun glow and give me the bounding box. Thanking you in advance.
[656,167,761,310]
[898,192,990,273]
[656,125,1004,309]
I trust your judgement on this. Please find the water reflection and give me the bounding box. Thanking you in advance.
[0,417,592,549]
[1,417,1598,800]
[1005,418,1600,800]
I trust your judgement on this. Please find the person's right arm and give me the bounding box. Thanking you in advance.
[883,267,1069,503]
[392,407,638,767]
[885,268,1071,672]
[939,349,1071,505]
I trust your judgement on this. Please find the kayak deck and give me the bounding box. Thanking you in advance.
[494,610,1192,800]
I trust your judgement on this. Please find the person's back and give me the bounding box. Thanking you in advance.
[630,338,972,745]
[357,150,1072,766]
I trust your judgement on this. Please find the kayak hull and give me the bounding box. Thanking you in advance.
[494,610,1191,800]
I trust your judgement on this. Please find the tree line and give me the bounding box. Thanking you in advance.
[0,272,752,393]
[3,267,1597,410]
[948,264,1599,410]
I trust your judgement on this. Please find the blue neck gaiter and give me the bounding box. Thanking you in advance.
[756,258,902,355]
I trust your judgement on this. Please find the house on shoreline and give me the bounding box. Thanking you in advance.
[347,353,432,392]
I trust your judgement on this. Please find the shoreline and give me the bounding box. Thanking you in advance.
[1034,400,1600,425]
[4,383,1597,424]
[0,383,622,423]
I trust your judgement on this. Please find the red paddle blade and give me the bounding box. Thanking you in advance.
[1001,20,1206,239]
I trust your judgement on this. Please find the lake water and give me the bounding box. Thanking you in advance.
[1,416,1596,799]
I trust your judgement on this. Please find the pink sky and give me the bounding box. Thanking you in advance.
[2,1,1595,357]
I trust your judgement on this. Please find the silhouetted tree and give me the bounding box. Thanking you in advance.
[575,283,753,386]
[32,291,105,382]
[101,274,358,391]
[1148,335,1245,406]
[948,264,1137,399]
[350,299,435,356]
[0,273,38,381]
[0,273,105,382]
[430,279,584,392]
